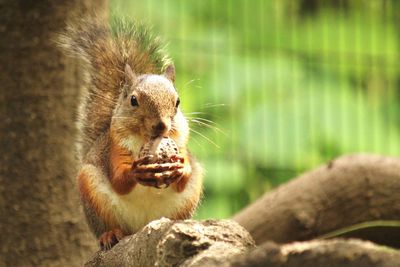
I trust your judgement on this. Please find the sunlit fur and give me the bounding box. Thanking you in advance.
[78,155,203,235]
[111,74,189,157]
[77,72,200,237]
[59,18,203,243]
[58,18,171,161]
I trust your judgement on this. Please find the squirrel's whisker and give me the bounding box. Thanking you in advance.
[186,116,223,129]
[188,134,202,149]
[186,116,218,125]
[185,113,227,136]
[184,111,208,115]
[200,103,226,110]
[183,78,199,87]
[180,79,201,94]
[190,119,227,137]
[194,117,218,125]
[189,128,219,148]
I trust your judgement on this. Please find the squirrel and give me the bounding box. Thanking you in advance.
[59,19,203,250]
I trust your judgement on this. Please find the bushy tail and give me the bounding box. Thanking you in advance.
[58,18,171,160]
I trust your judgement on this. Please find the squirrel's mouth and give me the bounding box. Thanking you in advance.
[149,133,170,140]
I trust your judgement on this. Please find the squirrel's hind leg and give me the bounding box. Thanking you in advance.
[99,228,125,250]
[83,199,126,250]
[78,166,128,250]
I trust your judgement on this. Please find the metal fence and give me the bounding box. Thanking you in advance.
[111,0,400,218]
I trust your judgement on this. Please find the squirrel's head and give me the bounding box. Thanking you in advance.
[111,64,189,155]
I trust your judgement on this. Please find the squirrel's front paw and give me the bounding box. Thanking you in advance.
[131,155,185,188]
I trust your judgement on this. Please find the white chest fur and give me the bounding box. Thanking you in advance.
[117,185,187,232]
[99,134,199,233]
[82,151,202,234]
[102,173,198,233]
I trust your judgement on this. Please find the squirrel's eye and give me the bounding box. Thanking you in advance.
[176,97,180,108]
[130,95,138,107]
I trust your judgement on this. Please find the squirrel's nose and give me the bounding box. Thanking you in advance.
[152,121,168,137]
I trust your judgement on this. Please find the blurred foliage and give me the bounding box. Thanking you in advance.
[110,0,400,219]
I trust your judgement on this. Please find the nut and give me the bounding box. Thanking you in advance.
[139,137,179,163]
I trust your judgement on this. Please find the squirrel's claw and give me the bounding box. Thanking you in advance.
[170,154,185,163]
[132,167,184,189]
[132,155,154,168]
[131,154,185,188]
[163,169,184,185]
[134,162,184,173]
[99,229,124,251]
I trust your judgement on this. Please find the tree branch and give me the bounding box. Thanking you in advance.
[226,239,400,267]
[233,154,400,245]
[85,218,255,267]
[85,219,400,267]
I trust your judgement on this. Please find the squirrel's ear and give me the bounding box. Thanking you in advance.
[124,64,137,83]
[163,64,175,83]
[123,64,136,97]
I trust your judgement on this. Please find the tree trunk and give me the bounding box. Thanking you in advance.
[0,1,107,266]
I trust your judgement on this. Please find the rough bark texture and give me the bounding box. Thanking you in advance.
[233,154,400,245]
[226,239,400,267]
[0,1,107,266]
[85,219,400,267]
[85,218,255,267]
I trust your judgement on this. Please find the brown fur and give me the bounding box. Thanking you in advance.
[172,197,200,220]
[109,137,137,195]
[173,152,191,192]
[60,19,203,250]
[77,169,120,231]
[175,172,191,193]
[99,229,125,250]
[111,73,179,143]
[58,19,171,160]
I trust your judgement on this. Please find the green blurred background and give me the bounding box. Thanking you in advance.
[110,0,400,219]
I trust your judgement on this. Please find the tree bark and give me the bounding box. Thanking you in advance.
[233,154,400,245]
[0,1,107,266]
[84,218,400,267]
[226,239,400,267]
[85,218,255,267]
